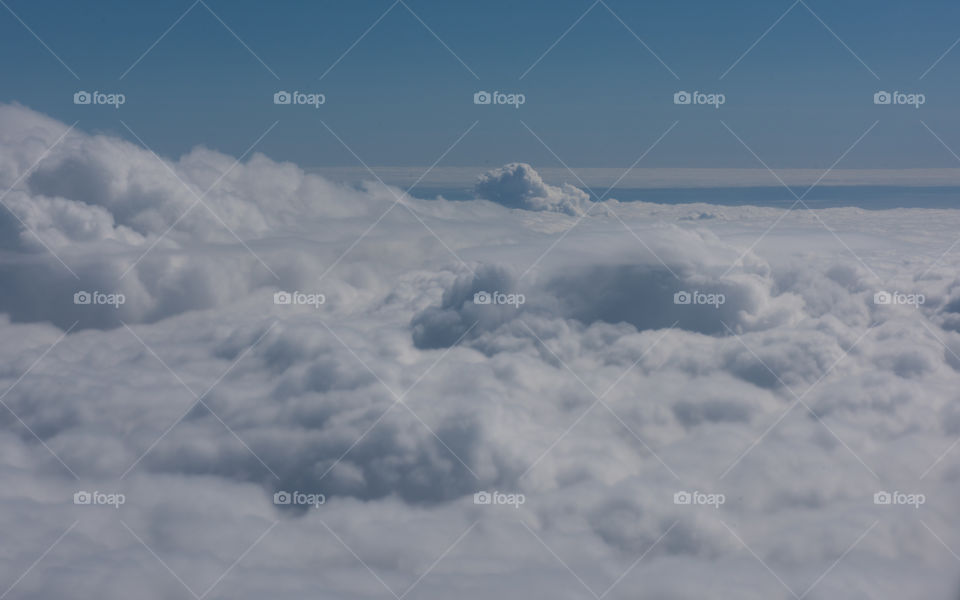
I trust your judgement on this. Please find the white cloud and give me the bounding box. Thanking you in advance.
[475,162,591,215]
[0,105,959,598]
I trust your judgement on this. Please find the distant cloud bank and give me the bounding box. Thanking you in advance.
[474,162,592,215]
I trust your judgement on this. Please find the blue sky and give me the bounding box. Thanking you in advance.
[3,0,960,169]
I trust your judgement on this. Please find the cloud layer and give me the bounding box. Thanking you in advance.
[1,104,959,599]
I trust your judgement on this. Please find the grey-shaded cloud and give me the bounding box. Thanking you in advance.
[1,106,959,598]
[475,162,591,215]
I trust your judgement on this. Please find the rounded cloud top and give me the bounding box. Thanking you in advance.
[475,162,591,216]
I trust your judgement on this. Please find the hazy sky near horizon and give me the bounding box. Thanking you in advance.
[4,0,960,170]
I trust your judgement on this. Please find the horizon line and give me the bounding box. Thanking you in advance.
[308,166,960,189]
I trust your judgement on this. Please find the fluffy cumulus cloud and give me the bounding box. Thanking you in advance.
[475,162,592,215]
[1,104,960,598]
